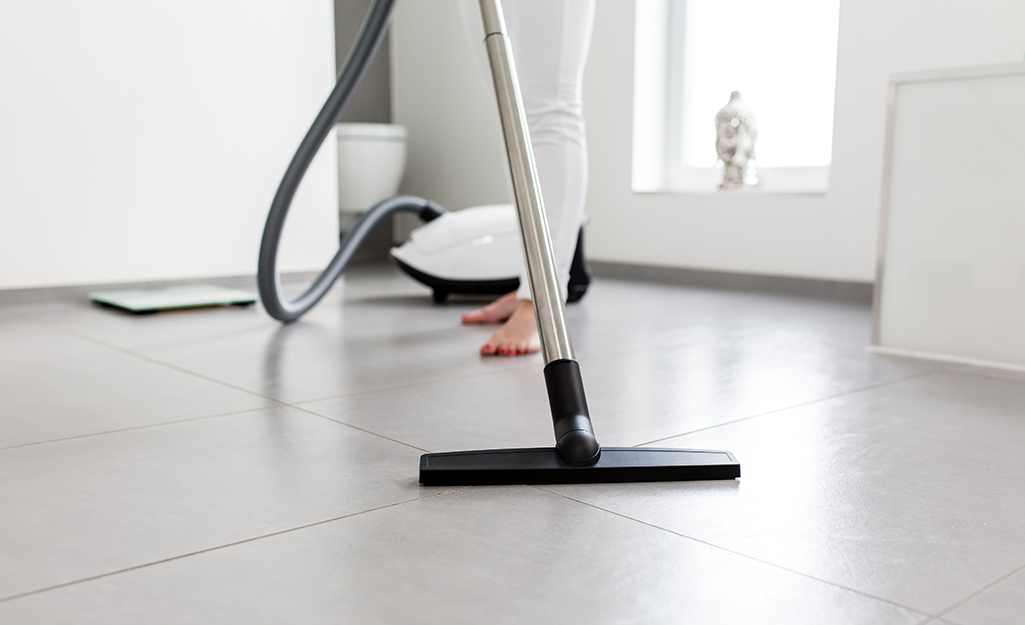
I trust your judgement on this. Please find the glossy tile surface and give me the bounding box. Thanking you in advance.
[13,271,533,405]
[0,318,267,447]
[0,488,924,624]
[943,566,1025,624]
[1,265,1022,622]
[546,373,1025,615]
[0,406,432,599]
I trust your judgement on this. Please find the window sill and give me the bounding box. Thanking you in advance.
[634,165,829,195]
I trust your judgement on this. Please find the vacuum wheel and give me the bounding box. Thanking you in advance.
[432,289,449,304]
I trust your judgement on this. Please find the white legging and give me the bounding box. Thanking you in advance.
[460,0,596,301]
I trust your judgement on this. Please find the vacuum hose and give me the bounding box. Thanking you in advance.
[258,0,443,322]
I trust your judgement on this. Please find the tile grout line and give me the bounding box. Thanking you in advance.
[289,359,539,407]
[0,406,272,451]
[31,321,539,455]
[37,317,538,410]
[35,322,493,408]
[287,360,579,455]
[930,560,1025,621]
[27,324,433,454]
[531,485,933,619]
[288,403,433,453]
[1,396,429,457]
[0,486,471,605]
[47,326,286,402]
[636,368,944,447]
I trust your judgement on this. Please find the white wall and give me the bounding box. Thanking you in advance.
[0,0,339,290]
[392,0,1025,282]
[391,0,510,215]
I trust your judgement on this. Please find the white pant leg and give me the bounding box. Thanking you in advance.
[459,0,596,301]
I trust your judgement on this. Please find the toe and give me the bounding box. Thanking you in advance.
[480,336,500,355]
[463,307,501,324]
[462,310,485,324]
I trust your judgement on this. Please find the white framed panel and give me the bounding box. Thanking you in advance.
[873,63,1025,368]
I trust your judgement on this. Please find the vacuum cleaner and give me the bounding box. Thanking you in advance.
[258,0,740,485]
[390,204,592,304]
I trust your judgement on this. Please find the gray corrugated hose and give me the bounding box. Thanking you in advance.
[257,0,443,322]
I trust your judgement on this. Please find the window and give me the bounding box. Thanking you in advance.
[633,0,841,193]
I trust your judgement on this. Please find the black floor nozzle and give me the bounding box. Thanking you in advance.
[419,447,740,486]
[418,358,741,486]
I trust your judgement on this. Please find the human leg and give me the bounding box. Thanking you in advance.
[504,0,595,302]
[459,0,596,355]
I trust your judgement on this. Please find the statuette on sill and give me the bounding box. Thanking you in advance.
[715,91,758,190]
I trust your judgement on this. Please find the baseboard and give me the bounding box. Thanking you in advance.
[0,271,323,306]
[5,260,873,307]
[867,345,1025,373]
[588,260,874,304]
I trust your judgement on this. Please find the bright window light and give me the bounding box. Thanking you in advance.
[679,0,840,168]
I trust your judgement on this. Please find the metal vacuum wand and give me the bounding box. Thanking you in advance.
[479,0,571,365]
[422,0,739,485]
[479,0,600,466]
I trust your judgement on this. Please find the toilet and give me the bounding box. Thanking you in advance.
[336,122,408,232]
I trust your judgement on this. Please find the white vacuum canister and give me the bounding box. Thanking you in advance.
[390,204,591,303]
[390,204,523,301]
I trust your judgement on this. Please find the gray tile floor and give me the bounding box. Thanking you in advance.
[1,265,1023,624]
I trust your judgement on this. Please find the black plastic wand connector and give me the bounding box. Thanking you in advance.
[543,359,601,466]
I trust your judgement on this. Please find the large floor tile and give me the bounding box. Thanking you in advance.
[571,279,937,441]
[16,270,532,404]
[299,324,936,454]
[0,487,925,625]
[298,365,556,453]
[0,318,267,447]
[570,278,869,354]
[283,273,937,452]
[20,268,928,413]
[0,406,436,600]
[942,566,1025,625]
[539,280,930,416]
[573,339,933,444]
[546,373,1025,614]
[128,308,528,405]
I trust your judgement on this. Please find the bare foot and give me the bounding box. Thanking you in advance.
[461,291,519,324]
[480,300,540,356]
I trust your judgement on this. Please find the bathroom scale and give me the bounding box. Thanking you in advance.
[88,284,257,313]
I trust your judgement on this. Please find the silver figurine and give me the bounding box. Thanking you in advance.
[715,91,758,190]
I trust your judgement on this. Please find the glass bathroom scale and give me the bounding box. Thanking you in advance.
[88,284,257,313]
